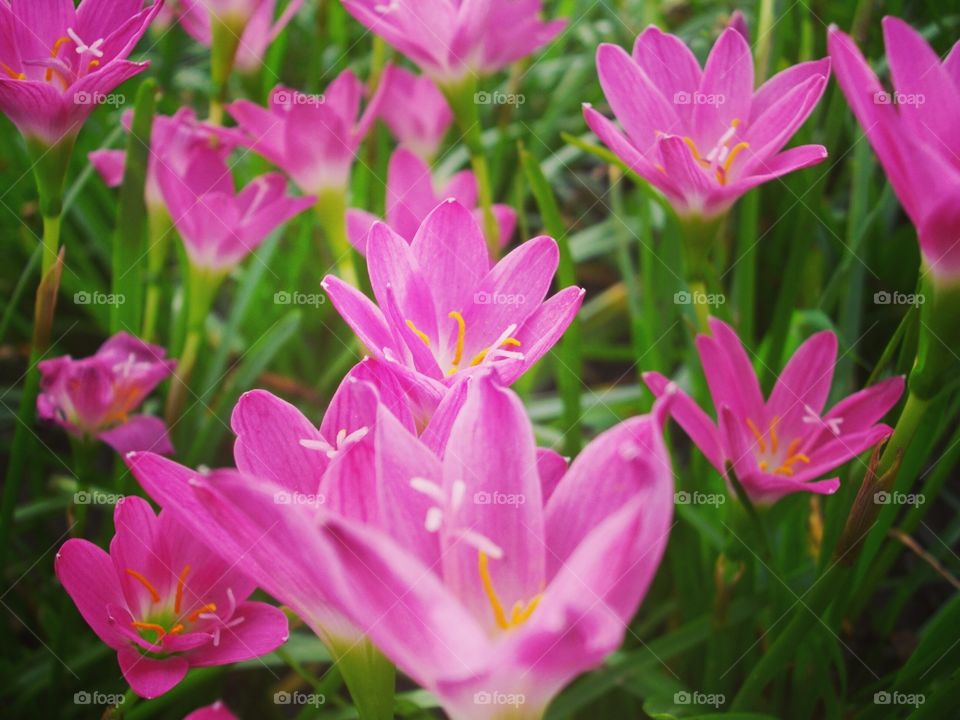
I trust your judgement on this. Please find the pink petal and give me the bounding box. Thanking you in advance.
[321,274,398,359]
[643,370,724,472]
[54,538,127,648]
[98,415,173,456]
[186,601,289,666]
[693,28,753,147]
[117,646,189,699]
[767,331,838,435]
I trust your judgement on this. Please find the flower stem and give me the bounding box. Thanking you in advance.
[329,637,396,720]
[141,207,173,342]
[41,214,61,277]
[315,190,358,287]
[876,390,931,477]
[209,13,243,124]
[688,278,712,334]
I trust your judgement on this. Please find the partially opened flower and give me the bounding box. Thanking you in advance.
[227,71,384,195]
[644,318,904,504]
[347,148,516,253]
[131,372,674,719]
[0,0,161,147]
[324,199,583,397]
[584,25,829,220]
[55,496,288,698]
[88,106,240,211]
[156,141,314,274]
[38,332,176,455]
[377,65,453,159]
[341,0,566,85]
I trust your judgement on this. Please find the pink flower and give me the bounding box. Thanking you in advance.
[377,64,452,159]
[55,496,289,698]
[584,25,829,219]
[323,199,583,397]
[184,700,237,720]
[88,106,241,209]
[347,148,516,253]
[227,70,384,194]
[129,372,674,719]
[156,141,314,273]
[644,318,905,504]
[341,0,566,84]
[829,18,960,283]
[0,0,161,145]
[160,0,304,74]
[38,332,176,455]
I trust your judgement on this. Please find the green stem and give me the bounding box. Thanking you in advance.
[209,13,243,124]
[42,214,61,276]
[141,208,172,342]
[688,278,712,335]
[315,190,358,287]
[329,637,396,720]
[876,391,930,477]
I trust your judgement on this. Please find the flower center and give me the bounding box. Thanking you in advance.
[675,119,750,185]
[405,311,522,376]
[745,416,811,476]
[478,551,542,631]
[124,564,227,643]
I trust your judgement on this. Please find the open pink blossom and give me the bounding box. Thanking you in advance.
[584,25,829,219]
[324,199,583,397]
[829,18,960,283]
[0,0,162,145]
[341,0,566,85]
[227,71,384,195]
[38,332,175,455]
[644,318,905,504]
[88,106,241,209]
[156,139,314,273]
[347,148,515,253]
[55,496,288,698]
[129,371,673,719]
[377,64,452,159]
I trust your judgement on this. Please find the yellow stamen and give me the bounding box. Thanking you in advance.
[174,565,190,614]
[131,621,166,640]
[746,418,766,454]
[125,569,160,603]
[716,141,750,185]
[758,461,768,472]
[478,551,541,631]
[88,59,100,70]
[405,319,431,347]
[1,63,25,80]
[168,623,184,635]
[188,603,217,622]
[45,36,71,82]
[785,438,802,458]
[769,416,780,454]
[774,466,795,477]
[447,311,466,375]
[682,136,712,168]
[469,337,521,367]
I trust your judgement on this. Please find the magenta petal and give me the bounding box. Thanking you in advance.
[346,208,380,253]
[55,539,127,648]
[644,371,724,472]
[98,415,173,456]
[632,25,701,117]
[117,646,189,699]
[822,376,905,436]
[187,601,289,666]
[89,149,126,187]
[693,28,753,145]
[701,318,766,422]
[321,274,397,358]
[767,331,838,433]
[537,448,568,503]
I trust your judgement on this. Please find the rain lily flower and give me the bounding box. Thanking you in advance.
[341,0,566,85]
[130,372,674,719]
[38,332,176,455]
[88,106,240,211]
[346,148,516,253]
[55,496,288,699]
[0,0,162,147]
[644,318,905,504]
[227,71,384,195]
[584,25,829,220]
[829,19,960,285]
[323,199,583,397]
[377,65,452,159]
[156,141,314,274]
[184,700,237,720]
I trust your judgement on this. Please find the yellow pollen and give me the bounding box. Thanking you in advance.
[746,418,766,453]
[188,603,217,622]
[769,416,780,453]
[131,621,167,640]
[125,568,160,603]
[1,63,24,80]
[785,438,802,458]
[682,136,711,168]
[168,623,184,635]
[716,141,750,185]
[469,337,521,367]
[759,460,768,471]
[405,319,431,347]
[88,59,100,70]
[478,551,541,631]
[447,311,466,375]
[51,37,70,56]
[175,565,191,614]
